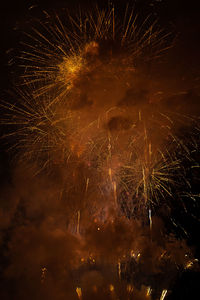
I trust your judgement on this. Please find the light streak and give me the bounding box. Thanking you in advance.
[85,177,90,193]
[76,287,82,300]
[77,210,80,235]
[113,181,117,205]
[118,261,121,279]
[41,267,47,283]
[160,289,167,300]
[149,209,152,231]
[127,284,134,293]
[109,284,115,292]
[146,286,152,297]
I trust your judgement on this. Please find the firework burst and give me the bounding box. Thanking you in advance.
[0,4,200,299]
[17,5,171,100]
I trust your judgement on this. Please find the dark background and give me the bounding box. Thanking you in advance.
[0,0,200,299]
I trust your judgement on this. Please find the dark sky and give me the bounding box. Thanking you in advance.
[0,1,199,299]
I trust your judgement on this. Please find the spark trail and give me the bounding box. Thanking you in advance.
[1,4,199,300]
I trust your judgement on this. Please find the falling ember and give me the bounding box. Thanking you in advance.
[85,177,89,194]
[109,167,112,182]
[109,284,115,300]
[149,209,152,231]
[185,260,193,269]
[160,289,168,300]
[113,181,117,205]
[41,267,47,283]
[185,258,199,269]
[146,286,152,297]
[77,210,80,235]
[118,261,121,279]
[109,284,115,292]
[76,287,82,300]
[127,284,134,293]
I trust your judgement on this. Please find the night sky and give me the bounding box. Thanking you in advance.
[0,1,200,299]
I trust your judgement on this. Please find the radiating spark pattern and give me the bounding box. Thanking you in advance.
[1,5,199,231]
[18,6,170,100]
[1,4,199,300]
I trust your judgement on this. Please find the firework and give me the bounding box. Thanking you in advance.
[18,5,170,100]
[1,4,199,300]
[1,4,199,223]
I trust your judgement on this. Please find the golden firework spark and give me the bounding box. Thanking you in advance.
[0,4,199,300]
[18,5,171,100]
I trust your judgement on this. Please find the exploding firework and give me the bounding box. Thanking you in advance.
[1,4,200,223]
[17,5,171,100]
[2,86,199,219]
[1,4,200,300]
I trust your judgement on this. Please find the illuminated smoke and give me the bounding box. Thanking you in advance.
[0,4,199,300]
